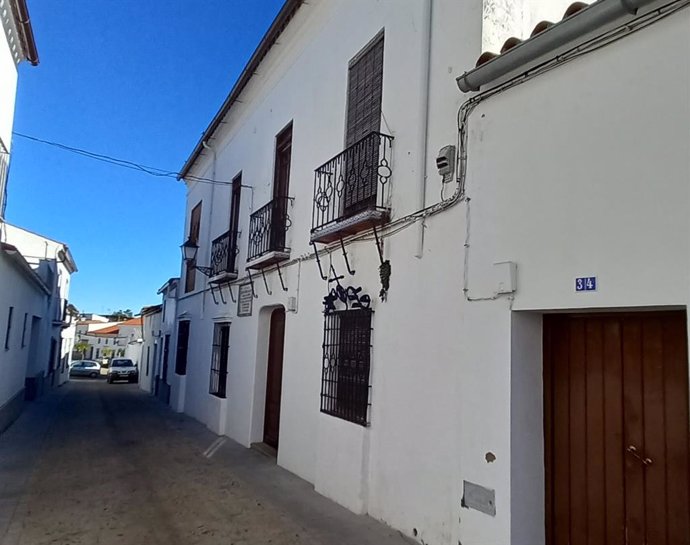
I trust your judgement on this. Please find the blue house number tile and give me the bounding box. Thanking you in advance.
[575,277,597,292]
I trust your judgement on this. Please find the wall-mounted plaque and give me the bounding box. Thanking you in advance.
[237,284,253,317]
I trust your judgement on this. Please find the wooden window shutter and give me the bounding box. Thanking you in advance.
[346,32,384,147]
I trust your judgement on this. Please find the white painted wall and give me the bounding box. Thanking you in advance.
[171,1,689,544]
[0,19,18,155]
[139,310,162,393]
[175,2,481,543]
[4,225,78,383]
[0,251,47,410]
[455,8,690,544]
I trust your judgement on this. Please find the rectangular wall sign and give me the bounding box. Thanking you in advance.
[237,284,254,316]
[575,277,597,292]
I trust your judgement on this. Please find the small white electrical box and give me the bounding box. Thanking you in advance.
[493,261,517,294]
[287,296,298,313]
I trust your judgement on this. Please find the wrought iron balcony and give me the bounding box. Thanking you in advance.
[246,196,292,268]
[210,229,239,281]
[311,132,393,243]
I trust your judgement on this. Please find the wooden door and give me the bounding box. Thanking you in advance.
[544,312,690,545]
[271,125,292,252]
[264,308,286,449]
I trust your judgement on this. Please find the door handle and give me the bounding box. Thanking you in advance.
[626,445,653,466]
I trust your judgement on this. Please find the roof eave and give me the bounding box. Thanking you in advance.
[10,0,39,66]
[1,242,50,294]
[456,0,656,93]
[178,0,304,181]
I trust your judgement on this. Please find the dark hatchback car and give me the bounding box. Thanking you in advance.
[107,358,139,384]
[69,360,102,379]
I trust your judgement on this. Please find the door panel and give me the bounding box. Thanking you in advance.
[603,320,625,545]
[264,308,286,449]
[664,317,690,541]
[544,312,690,545]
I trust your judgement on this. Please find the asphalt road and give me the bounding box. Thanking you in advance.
[0,380,412,545]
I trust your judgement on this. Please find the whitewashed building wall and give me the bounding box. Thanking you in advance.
[171,1,690,543]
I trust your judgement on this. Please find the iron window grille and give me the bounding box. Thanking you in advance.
[247,196,292,262]
[210,229,240,277]
[210,323,230,398]
[320,308,373,426]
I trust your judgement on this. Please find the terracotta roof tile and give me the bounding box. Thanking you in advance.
[474,1,591,68]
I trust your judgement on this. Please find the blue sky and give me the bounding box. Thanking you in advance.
[7,0,284,315]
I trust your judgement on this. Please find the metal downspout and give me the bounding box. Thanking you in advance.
[415,0,434,259]
[201,141,217,319]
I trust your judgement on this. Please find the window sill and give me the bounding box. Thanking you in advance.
[311,208,390,244]
[246,250,290,270]
[208,270,238,284]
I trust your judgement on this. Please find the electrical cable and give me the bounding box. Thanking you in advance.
[11,132,234,186]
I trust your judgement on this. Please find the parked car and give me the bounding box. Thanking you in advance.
[107,358,139,384]
[69,360,102,379]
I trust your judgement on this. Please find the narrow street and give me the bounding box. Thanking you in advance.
[0,381,412,545]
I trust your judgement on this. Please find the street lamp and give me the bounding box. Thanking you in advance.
[181,238,199,263]
[180,238,213,277]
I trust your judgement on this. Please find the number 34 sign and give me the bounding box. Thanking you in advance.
[575,276,597,292]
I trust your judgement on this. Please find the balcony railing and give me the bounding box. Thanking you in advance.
[247,196,292,267]
[311,132,393,243]
[210,229,239,279]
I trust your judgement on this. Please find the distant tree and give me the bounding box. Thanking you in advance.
[110,309,133,321]
[74,341,89,359]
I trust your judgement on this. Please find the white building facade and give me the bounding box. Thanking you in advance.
[138,305,162,393]
[77,317,143,364]
[169,1,690,543]
[151,278,179,405]
[4,224,79,389]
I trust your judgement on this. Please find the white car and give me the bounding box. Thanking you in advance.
[107,358,139,384]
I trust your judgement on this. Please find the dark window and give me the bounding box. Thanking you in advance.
[4,306,13,350]
[344,32,385,215]
[146,346,150,376]
[185,201,202,293]
[21,313,28,347]
[272,124,292,253]
[346,33,384,146]
[320,309,372,426]
[175,321,190,375]
[230,174,242,236]
[161,334,170,384]
[210,323,230,398]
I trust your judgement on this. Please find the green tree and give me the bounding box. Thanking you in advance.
[74,341,89,359]
[110,309,133,321]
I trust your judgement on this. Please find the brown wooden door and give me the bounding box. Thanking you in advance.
[544,312,690,545]
[264,308,286,449]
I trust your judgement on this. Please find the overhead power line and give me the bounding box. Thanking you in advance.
[11,132,232,186]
